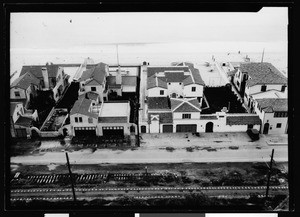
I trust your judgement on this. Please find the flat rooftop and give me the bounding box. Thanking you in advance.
[99,102,129,117]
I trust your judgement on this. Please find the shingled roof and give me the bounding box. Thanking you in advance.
[78,92,99,101]
[226,115,261,126]
[11,72,40,90]
[148,112,173,124]
[98,116,128,123]
[148,97,170,110]
[70,97,98,119]
[240,62,287,87]
[20,64,59,78]
[171,98,201,113]
[255,98,288,113]
[79,62,107,85]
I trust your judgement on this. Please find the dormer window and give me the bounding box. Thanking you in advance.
[192,87,196,92]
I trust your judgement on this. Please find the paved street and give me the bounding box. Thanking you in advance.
[10,132,288,165]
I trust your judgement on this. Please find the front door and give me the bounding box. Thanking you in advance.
[263,123,269,134]
[205,122,213,133]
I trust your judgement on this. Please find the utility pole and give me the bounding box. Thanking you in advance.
[65,152,77,202]
[265,149,275,200]
[261,48,265,63]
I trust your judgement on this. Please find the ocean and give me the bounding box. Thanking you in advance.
[10,43,288,81]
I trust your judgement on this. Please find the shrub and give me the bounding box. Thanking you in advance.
[166,147,175,152]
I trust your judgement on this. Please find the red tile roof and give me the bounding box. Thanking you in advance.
[70,97,98,119]
[255,98,288,113]
[79,62,108,85]
[171,98,201,113]
[240,62,287,87]
[148,97,170,110]
[226,115,261,126]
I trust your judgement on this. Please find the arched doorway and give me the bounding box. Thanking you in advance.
[205,122,213,133]
[171,93,177,98]
[263,123,269,134]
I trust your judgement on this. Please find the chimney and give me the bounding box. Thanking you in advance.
[116,68,122,85]
[42,67,49,89]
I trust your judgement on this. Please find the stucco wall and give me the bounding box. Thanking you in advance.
[183,84,203,98]
[173,112,200,119]
[10,87,26,99]
[262,113,288,134]
[149,120,160,133]
[147,87,168,97]
[167,83,183,97]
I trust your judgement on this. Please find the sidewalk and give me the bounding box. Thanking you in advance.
[11,132,288,165]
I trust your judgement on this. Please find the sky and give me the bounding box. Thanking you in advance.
[10,7,288,52]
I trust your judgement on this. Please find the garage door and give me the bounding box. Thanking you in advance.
[74,127,96,137]
[162,125,173,133]
[16,129,27,138]
[102,126,124,137]
[176,124,197,133]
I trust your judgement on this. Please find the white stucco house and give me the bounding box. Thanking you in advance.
[69,94,136,137]
[252,97,288,135]
[146,62,205,103]
[141,96,261,134]
[231,62,287,112]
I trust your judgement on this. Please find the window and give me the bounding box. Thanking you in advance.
[79,117,83,122]
[14,91,20,97]
[88,117,93,123]
[182,114,191,119]
[236,81,240,87]
[261,85,267,92]
[276,123,282,128]
[168,83,171,85]
[192,87,196,92]
[91,87,96,91]
[75,117,78,123]
[160,90,164,95]
[274,112,288,118]
[281,85,286,92]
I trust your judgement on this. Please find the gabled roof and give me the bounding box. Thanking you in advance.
[20,64,59,78]
[226,115,261,126]
[70,97,98,119]
[147,75,168,90]
[15,116,33,128]
[78,92,99,101]
[11,72,40,90]
[255,98,288,113]
[240,62,287,87]
[170,98,201,113]
[148,112,173,124]
[148,97,170,110]
[79,62,107,85]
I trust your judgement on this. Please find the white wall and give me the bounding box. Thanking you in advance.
[183,84,203,98]
[167,83,183,97]
[84,83,104,101]
[149,120,160,133]
[233,69,243,91]
[11,103,24,123]
[10,87,26,99]
[262,113,288,134]
[147,87,168,97]
[173,112,200,120]
[245,84,285,96]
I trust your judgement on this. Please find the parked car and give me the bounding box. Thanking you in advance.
[247,129,260,141]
